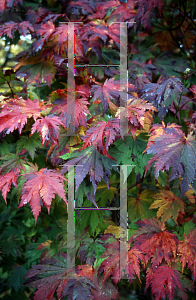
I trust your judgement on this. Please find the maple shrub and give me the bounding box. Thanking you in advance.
[0,0,196,299]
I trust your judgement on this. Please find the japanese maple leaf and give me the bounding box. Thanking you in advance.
[106,23,121,47]
[177,228,196,277]
[85,1,120,21]
[150,190,185,224]
[0,169,18,203]
[115,97,156,138]
[16,133,42,160]
[69,0,95,15]
[0,0,22,12]
[54,23,83,57]
[136,0,162,29]
[146,265,189,300]
[25,253,95,300]
[37,21,55,41]
[31,21,55,53]
[91,78,121,114]
[61,147,118,195]
[141,77,183,120]
[53,23,68,48]
[98,239,144,284]
[0,98,42,135]
[61,265,95,300]
[144,122,196,196]
[42,23,82,58]
[128,189,154,222]
[128,60,156,89]
[31,115,65,146]
[80,118,119,159]
[110,0,136,22]
[92,273,119,300]
[0,153,29,174]
[130,219,178,268]
[79,20,109,44]
[18,167,67,224]
[51,89,90,129]
[0,21,34,38]
[14,54,56,86]
[25,7,49,25]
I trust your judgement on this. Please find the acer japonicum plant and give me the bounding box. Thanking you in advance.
[0,0,196,299]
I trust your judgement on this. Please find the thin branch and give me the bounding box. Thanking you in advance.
[6,80,14,98]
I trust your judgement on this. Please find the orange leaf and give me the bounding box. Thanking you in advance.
[150,190,185,224]
[178,228,196,276]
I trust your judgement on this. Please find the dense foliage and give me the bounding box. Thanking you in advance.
[0,0,196,299]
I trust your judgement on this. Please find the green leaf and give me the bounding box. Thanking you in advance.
[8,265,27,292]
[16,133,41,160]
[128,190,155,222]
[184,220,195,236]
[0,140,10,156]
[95,174,119,205]
[59,153,72,160]
[90,210,102,234]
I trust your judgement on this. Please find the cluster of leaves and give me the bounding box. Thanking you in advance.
[0,0,196,299]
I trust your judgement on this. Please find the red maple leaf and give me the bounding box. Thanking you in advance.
[18,167,67,224]
[86,1,120,21]
[130,219,178,268]
[37,23,83,58]
[0,98,43,135]
[31,115,66,146]
[0,21,34,38]
[98,239,144,284]
[115,97,156,137]
[0,0,22,12]
[136,0,162,29]
[92,273,119,300]
[25,253,95,300]
[144,122,196,196]
[79,20,109,43]
[52,23,69,48]
[109,0,136,22]
[91,78,121,114]
[31,21,56,52]
[51,86,90,129]
[0,169,18,203]
[177,228,196,278]
[80,118,119,159]
[37,21,55,41]
[146,265,190,300]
